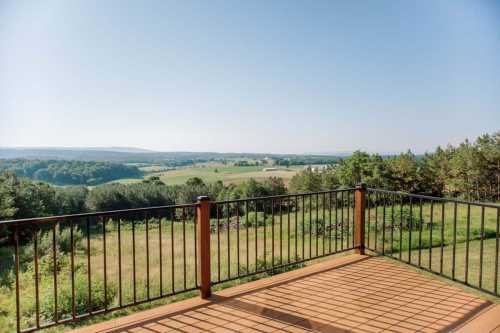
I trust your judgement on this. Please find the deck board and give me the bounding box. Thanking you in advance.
[71,254,496,333]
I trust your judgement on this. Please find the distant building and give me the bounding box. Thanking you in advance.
[307,165,329,172]
[263,167,278,172]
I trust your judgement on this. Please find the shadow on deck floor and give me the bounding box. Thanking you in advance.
[72,254,499,333]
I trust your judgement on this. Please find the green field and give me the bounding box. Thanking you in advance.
[0,203,354,332]
[113,164,303,186]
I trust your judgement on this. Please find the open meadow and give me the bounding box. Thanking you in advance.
[114,164,304,186]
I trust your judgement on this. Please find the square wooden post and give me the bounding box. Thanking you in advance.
[354,183,366,255]
[197,196,211,298]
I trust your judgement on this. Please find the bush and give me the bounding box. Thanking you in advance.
[242,212,273,227]
[40,272,116,321]
[21,226,85,266]
[9,254,117,329]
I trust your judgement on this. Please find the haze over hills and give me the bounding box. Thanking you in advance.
[0,147,347,162]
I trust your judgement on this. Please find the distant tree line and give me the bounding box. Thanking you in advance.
[289,132,500,201]
[0,173,287,223]
[0,159,142,185]
[0,131,498,225]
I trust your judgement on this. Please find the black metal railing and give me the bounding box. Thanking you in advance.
[1,204,198,333]
[4,186,500,332]
[210,188,357,285]
[0,188,357,332]
[366,188,500,296]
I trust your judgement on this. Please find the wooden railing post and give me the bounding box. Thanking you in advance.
[197,196,211,298]
[354,183,366,255]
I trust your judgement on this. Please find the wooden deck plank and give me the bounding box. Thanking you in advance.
[71,254,497,333]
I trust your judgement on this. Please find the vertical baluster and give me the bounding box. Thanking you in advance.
[495,208,500,295]
[322,193,326,255]
[236,202,240,277]
[309,195,313,257]
[399,195,403,260]
[227,202,231,278]
[34,225,40,328]
[440,203,445,275]
[429,202,434,270]
[146,212,150,299]
[335,192,338,252]
[279,198,283,264]
[328,192,332,254]
[183,208,187,290]
[52,223,59,322]
[479,206,485,289]
[295,196,299,260]
[374,192,378,252]
[118,217,122,306]
[408,198,413,264]
[70,221,76,319]
[87,217,92,313]
[217,204,220,282]
[288,197,291,263]
[102,217,107,309]
[465,204,471,284]
[246,201,249,273]
[255,200,258,269]
[391,194,395,256]
[316,193,319,256]
[158,211,163,295]
[382,194,386,255]
[170,209,175,293]
[341,191,344,251]
[271,199,275,267]
[352,191,355,249]
[15,226,21,332]
[264,200,267,269]
[346,192,350,250]
[418,199,423,267]
[452,202,457,280]
[132,218,137,302]
[367,192,371,250]
[193,208,197,287]
[302,195,305,259]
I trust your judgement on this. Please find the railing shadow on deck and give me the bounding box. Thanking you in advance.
[80,255,492,333]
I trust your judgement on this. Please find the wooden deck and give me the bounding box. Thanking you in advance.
[72,254,500,333]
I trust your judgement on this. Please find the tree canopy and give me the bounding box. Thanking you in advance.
[0,159,142,185]
[289,131,500,201]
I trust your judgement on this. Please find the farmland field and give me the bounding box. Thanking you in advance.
[114,164,304,186]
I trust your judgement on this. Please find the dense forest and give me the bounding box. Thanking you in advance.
[0,131,498,223]
[0,160,142,185]
[290,132,500,201]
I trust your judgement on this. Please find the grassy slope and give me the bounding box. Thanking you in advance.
[0,204,354,332]
[2,201,499,332]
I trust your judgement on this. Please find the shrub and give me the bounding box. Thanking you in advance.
[20,226,85,267]
[40,272,116,321]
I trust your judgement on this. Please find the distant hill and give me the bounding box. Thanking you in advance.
[0,147,343,164]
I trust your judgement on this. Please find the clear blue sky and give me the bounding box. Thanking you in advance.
[1,1,499,154]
